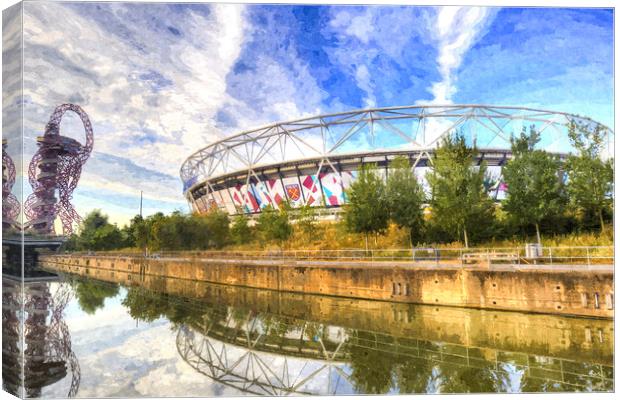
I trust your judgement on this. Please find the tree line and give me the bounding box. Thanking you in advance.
[65,121,612,252]
[63,201,298,252]
[344,121,612,248]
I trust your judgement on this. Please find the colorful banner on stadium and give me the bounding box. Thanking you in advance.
[301,175,321,206]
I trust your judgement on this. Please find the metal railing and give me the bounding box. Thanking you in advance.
[61,246,613,267]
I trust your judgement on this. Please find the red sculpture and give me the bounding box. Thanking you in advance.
[25,104,94,235]
[2,138,20,230]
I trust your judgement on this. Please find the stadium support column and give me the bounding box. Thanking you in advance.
[384,155,389,183]
[186,193,196,213]
[333,160,345,202]
[277,168,286,200]
[316,160,326,206]
[225,186,237,214]
[295,166,306,204]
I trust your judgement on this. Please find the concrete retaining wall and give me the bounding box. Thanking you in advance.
[40,254,614,318]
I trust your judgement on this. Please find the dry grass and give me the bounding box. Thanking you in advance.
[225,221,613,251]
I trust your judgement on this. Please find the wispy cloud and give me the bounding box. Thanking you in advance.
[22,3,248,221]
[325,6,439,108]
[424,6,497,104]
[454,8,613,127]
[14,4,612,225]
[214,7,329,131]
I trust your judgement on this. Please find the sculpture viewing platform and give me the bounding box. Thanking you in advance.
[2,236,65,278]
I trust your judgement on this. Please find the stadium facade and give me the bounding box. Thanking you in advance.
[180,105,613,216]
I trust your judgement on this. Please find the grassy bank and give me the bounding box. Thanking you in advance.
[223,221,613,252]
[65,210,613,256]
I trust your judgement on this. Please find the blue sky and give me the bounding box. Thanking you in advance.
[19,3,613,226]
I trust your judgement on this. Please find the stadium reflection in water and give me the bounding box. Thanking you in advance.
[2,268,613,397]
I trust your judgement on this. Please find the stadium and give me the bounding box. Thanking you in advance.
[180,105,613,217]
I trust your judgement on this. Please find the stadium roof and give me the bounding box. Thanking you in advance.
[180,104,613,194]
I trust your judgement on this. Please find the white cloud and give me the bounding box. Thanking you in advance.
[222,55,325,129]
[21,3,248,221]
[331,9,374,44]
[355,65,376,108]
[424,6,496,104]
[48,322,238,398]
[325,6,434,108]
[16,3,499,226]
[214,8,330,133]
[65,300,133,333]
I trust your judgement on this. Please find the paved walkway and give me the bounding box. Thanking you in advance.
[137,255,613,273]
[52,253,613,273]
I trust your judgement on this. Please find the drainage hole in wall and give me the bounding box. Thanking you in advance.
[435,280,438,284]
[435,299,439,302]
[557,305,562,310]
[492,283,496,288]
[556,285,561,290]
[492,301,497,305]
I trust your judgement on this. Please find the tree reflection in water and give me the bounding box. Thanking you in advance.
[109,283,612,395]
[71,279,119,315]
[348,331,395,393]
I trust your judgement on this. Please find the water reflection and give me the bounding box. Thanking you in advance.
[168,300,612,394]
[176,309,352,395]
[11,263,615,396]
[72,280,119,315]
[2,276,80,398]
[94,276,613,394]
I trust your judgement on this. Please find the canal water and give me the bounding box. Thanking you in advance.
[2,268,613,397]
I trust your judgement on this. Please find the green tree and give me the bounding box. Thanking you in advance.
[385,156,426,246]
[203,209,230,248]
[151,211,184,250]
[565,121,614,232]
[144,212,165,251]
[94,223,124,250]
[230,213,251,245]
[256,205,293,247]
[295,204,318,239]
[77,210,107,249]
[502,126,565,244]
[61,233,79,252]
[120,224,135,248]
[343,164,389,250]
[427,133,495,248]
[181,213,209,250]
[77,210,124,250]
[127,214,149,252]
